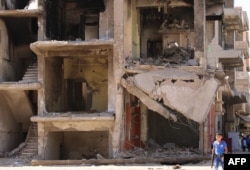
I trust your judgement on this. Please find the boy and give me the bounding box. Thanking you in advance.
[212,132,228,170]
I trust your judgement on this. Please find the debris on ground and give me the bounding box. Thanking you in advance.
[116,139,201,159]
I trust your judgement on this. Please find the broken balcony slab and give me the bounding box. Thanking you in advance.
[30,40,114,57]
[0,9,42,18]
[130,68,219,123]
[0,81,42,90]
[31,112,115,122]
[223,89,249,105]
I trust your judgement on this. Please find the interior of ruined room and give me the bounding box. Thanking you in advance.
[45,0,105,40]
[45,131,109,160]
[44,56,108,112]
[123,94,199,152]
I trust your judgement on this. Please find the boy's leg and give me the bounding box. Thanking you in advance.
[221,156,224,170]
[214,157,219,170]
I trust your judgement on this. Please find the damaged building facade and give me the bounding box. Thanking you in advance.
[0,0,249,163]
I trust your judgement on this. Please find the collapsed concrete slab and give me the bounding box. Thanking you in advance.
[120,78,177,122]
[130,68,219,123]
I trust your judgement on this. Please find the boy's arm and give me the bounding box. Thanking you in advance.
[224,146,228,154]
[224,141,228,154]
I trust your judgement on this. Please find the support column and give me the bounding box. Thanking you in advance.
[140,103,148,144]
[37,122,47,159]
[37,56,46,116]
[204,116,209,153]
[38,0,46,40]
[112,0,125,158]
[194,0,206,67]
[199,123,204,154]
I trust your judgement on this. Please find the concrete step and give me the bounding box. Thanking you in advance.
[18,123,38,158]
[26,67,38,71]
[22,77,37,80]
[23,71,37,74]
[22,75,37,78]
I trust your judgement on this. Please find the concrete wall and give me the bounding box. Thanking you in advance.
[0,92,22,153]
[45,132,63,160]
[45,57,64,112]
[64,57,108,112]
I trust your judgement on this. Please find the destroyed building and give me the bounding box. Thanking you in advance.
[0,0,249,164]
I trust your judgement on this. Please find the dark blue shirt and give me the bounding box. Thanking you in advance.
[213,140,227,155]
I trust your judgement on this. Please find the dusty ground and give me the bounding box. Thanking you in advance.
[0,158,222,170]
[0,151,248,170]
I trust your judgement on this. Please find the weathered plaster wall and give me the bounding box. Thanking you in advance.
[45,132,62,160]
[0,19,16,81]
[0,92,22,152]
[64,57,108,112]
[3,91,33,131]
[63,131,108,159]
[99,0,114,39]
[45,57,64,112]
[132,0,140,58]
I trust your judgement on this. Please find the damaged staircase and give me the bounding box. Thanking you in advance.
[20,62,38,82]
[18,123,38,158]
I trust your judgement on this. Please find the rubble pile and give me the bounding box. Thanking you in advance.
[117,147,201,159]
[117,139,201,159]
[161,46,196,66]
[125,46,196,68]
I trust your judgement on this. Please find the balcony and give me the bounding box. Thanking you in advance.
[218,50,244,67]
[223,8,245,31]
[242,11,249,32]
[235,41,249,58]
[235,71,250,92]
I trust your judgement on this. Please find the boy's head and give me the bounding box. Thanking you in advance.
[216,132,223,141]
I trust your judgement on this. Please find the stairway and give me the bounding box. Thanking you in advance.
[18,123,38,159]
[20,62,38,82]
